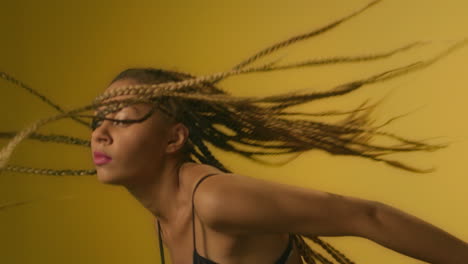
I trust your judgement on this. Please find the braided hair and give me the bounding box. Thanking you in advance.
[1,0,466,263]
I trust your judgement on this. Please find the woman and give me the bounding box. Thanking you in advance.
[1,1,468,263]
[85,67,468,264]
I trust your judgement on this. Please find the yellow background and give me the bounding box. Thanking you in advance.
[1,0,467,263]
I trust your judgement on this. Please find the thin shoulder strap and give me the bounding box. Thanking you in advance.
[157,163,187,264]
[192,173,220,253]
[157,220,165,264]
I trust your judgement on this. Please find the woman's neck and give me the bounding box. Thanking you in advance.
[124,158,188,222]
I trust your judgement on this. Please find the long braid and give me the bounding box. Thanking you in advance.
[232,0,382,70]
[311,237,355,264]
[2,1,467,262]
[188,130,230,173]
[0,71,90,127]
[293,234,358,264]
[0,56,454,174]
[252,42,425,72]
[294,234,333,264]
[0,51,455,174]
[2,166,95,176]
[88,44,459,113]
[0,132,90,147]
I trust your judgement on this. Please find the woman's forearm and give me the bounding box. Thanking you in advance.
[361,202,468,264]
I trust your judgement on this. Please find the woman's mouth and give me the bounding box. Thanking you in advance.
[93,151,112,165]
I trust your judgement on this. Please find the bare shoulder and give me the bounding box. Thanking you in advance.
[178,162,226,199]
[190,171,379,237]
[180,162,223,178]
[191,172,298,220]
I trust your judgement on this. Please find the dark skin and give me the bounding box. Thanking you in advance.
[155,162,303,264]
[91,79,302,263]
[91,79,468,264]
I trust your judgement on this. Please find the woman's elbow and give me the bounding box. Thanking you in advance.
[352,200,385,239]
[348,200,386,239]
[304,196,383,238]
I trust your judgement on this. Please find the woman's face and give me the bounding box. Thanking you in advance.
[90,78,175,186]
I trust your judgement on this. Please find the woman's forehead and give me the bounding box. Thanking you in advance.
[96,79,146,105]
[105,78,138,93]
[94,78,162,116]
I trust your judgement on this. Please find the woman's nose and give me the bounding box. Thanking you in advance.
[91,120,113,145]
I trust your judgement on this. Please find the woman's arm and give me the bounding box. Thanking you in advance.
[193,173,468,263]
[351,202,468,264]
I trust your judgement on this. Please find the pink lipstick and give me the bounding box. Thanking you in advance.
[93,151,112,165]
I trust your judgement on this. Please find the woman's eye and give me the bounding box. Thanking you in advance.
[90,117,129,130]
[91,108,137,130]
[112,112,131,127]
[91,117,103,130]
[112,119,128,126]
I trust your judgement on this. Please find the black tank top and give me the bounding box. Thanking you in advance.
[157,173,294,264]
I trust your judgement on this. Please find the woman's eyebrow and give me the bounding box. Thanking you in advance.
[127,105,144,114]
[94,104,140,115]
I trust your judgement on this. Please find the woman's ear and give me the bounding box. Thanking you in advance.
[165,123,189,154]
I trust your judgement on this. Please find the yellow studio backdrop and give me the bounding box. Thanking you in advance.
[1,0,467,263]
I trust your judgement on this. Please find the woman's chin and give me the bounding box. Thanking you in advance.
[96,170,127,185]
